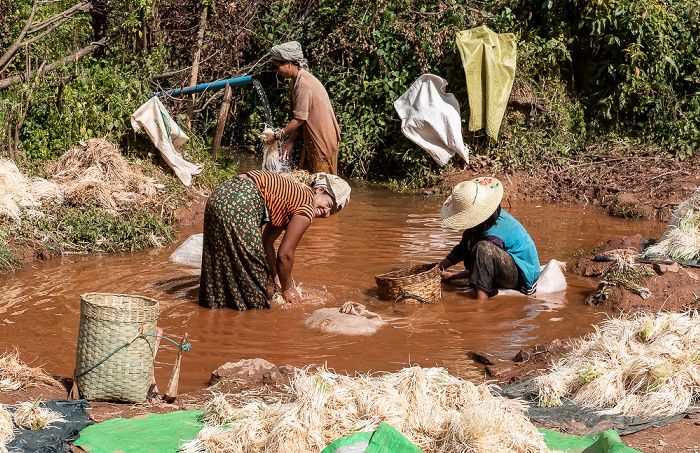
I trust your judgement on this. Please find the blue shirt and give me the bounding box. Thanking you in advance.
[447,210,540,293]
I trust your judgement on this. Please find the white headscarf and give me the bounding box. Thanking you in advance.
[311,173,351,212]
[270,41,309,70]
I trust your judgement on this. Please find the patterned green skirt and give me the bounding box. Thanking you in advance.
[198,177,271,310]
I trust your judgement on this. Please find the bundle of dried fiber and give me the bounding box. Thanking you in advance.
[0,160,62,224]
[643,186,700,261]
[47,138,161,211]
[182,366,549,453]
[0,405,14,453]
[284,170,312,186]
[199,393,238,426]
[535,311,700,417]
[12,396,63,430]
[0,350,59,392]
[260,129,282,173]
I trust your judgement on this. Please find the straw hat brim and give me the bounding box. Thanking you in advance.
[441,180,503,230]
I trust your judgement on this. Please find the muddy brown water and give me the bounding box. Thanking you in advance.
[0,174,666,394]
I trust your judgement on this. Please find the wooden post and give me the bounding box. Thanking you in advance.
[211,83,232,160]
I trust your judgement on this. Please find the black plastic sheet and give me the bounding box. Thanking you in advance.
[6,399,93,453]
[499,378,700,436]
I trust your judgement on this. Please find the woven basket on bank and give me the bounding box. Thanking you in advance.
[375,263,441,302]
[74,293,159,403]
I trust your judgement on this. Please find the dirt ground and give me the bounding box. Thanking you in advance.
[3,153,700,452]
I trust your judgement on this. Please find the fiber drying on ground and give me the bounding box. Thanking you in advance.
[535,311,700,418]
[0,160,61,224]
[2,139,163,225]
[12,397,62,430]
[0,350,60,392]
[0,405,13,453]
[182,366,549,453]
[643,186,700,262]
[47,138,162,211]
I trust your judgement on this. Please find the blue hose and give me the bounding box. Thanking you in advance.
[150,75,254,98]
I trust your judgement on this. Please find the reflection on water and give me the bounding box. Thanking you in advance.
[0,162,666,393]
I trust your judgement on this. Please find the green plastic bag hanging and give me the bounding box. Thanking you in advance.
[455,25,517,141]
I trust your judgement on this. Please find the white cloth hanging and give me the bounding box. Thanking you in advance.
[394,74,470,166]
[131,97,202,186]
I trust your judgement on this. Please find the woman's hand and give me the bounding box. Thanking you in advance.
[441,270,470,282]
[264,131,277,145]
[282,287,302,304]
[280,139,293,160]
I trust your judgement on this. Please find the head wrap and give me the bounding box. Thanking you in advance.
[269,41,309,70]
[311,173,351,212]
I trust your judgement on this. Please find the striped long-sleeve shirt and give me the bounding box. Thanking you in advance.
[246,170,314,228]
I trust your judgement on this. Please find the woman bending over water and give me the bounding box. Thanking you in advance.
[199,170,351,309]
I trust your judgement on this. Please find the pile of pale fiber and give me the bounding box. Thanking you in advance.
[0,350,60,392]
[47,138,162,211]
[643,186,700,262]
[0,160,61,224]
[535,311,700,418]
[182,366,550,453]
[261,128,282,173]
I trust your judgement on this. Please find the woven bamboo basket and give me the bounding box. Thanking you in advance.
[74,293,159,403]
[375,263,441,301]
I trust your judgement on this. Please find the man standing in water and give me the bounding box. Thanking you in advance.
[264,41,341,175]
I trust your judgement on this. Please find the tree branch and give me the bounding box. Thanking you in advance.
[0,0,92,74]
[0,35,112,90]
[0,0,39,73]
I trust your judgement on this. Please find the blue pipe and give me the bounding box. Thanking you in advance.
[150,75,254,98]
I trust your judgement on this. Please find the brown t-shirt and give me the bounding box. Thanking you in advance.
[290,69,341,174]
[246,170,314,228]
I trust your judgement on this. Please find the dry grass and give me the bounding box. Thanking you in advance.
[0,405,14,453]
[47,138,162,212]
[0,350,60,392]
[0,160,61,224]
[181,366,549,453]
[12,396,62,430]
[644,186,700,261]
[284,170,312,186]
[535,311,700,418]
[260,129,282,173]
[2,139,164,226]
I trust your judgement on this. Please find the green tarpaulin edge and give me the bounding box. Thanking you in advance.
[73,409,204,453]
[72,410,642,453]
[540,428,642,453]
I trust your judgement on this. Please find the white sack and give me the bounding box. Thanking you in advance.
[169,233,203,268]
[131,97,202,186]
[500,259,567,296]
[393,74,470,166]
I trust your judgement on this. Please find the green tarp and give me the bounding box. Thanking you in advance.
[73,410,204,453]
[73,410,641,453]
[455,25,517,141]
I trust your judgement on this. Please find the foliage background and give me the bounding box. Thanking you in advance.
[1,0,699,186]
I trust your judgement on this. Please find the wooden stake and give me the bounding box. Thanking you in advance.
[211,83,232,160]
[163,333,188,403]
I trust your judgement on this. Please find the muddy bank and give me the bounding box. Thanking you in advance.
[570,234,700,312]
[437,153,700,222]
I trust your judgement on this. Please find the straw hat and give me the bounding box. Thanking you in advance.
[441,177,503,229]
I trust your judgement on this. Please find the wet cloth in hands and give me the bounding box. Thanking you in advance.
[340,301,382,320]
[198,177,270,310]
[131,97,202,186]
[394,74,469,166]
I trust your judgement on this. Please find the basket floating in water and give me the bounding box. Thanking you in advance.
[375,263,441,302]
[74,293,159,403]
